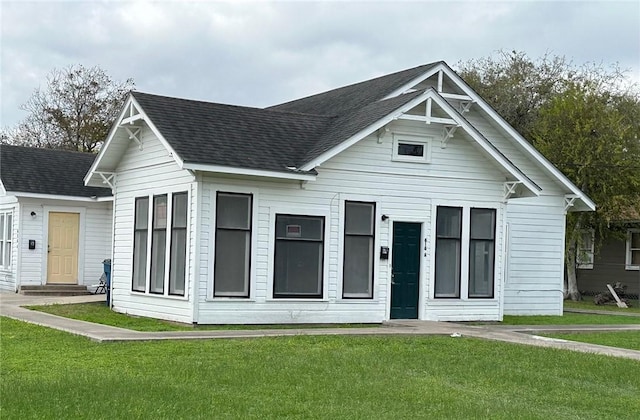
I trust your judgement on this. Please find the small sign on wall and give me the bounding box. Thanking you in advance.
[29,240,36,250]
[286,225,301,238]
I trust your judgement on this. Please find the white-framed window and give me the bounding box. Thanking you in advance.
[0,211,12,269]
[392,134,431,163]
[214,192,252,298]
[626,229,640,270]
[132,191,188,296]
[577,229,595,269]
[342,201,375,298]
[274,214,324,298]
[434,206,496,299]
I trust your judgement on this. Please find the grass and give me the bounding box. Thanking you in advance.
[497,312,640,325]
[26,302,377,331]
[2,317,639,419]
[543,331,640,351]
[564,298,640,313]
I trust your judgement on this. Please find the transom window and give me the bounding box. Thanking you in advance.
[214,192,252,297]
[434,206,496,299]
[626,229,640,270]
[343,201,375,298]
[132,192,188,296]
[274,215,324,298]
[0,211,12,269]
[392,134,431,163]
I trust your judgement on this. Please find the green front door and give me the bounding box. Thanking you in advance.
[390,222,421,319]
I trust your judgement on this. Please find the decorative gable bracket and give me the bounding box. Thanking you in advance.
[120,101,144,125]
[564,194,580,211]
[123,127,143,150]
[503,181,522,200]
[441,125,459,148]
[96,172,116,190]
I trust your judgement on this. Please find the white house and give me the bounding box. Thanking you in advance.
[0,145,112,292]
[85,61,594,324]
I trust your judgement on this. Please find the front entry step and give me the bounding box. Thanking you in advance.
[19,285,90,296]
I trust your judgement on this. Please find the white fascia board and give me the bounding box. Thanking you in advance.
[84,94,185,186]
[182,163,317,181]
[428,90,540,196]
[299,92,434,171]
[438,63,596,211]
[11,192,113,202]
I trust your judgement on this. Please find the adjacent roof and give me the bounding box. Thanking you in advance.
[0,144,111,197]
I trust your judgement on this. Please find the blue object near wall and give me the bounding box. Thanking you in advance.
[103,259,111,306]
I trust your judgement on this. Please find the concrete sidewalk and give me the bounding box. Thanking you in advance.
[1,292,639,361]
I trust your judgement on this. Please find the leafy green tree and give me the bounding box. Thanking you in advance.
[458,51,640,300]
[3,65,134,152]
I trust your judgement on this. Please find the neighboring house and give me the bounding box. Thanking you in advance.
[85,61,594,324]
[577,207,640,297]
[0,145,112,292]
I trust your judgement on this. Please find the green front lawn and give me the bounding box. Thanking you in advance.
[543,331,640,351]
[501,313,640,325]
[1,317,639,419]
[26,302,377,331]
[564,299,640,313]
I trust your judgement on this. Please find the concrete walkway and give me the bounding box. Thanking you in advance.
[1,292,639,361]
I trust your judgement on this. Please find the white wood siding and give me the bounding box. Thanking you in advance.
[11,198,112,288]
[504,197,566,315]
[0,199,19,291]
[195,120,508,323]
[111,126,196,323]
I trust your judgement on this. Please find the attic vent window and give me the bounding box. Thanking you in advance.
[398,143,424,157]
[392,134,432,163]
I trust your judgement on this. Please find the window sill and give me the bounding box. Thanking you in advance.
[205,297,256,303]
[625,265,639,271]
[577,264,593,270]
[265,298,329,303]
[129,291,189,301]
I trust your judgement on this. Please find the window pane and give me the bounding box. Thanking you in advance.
[276,216,323,240]
[632,232,640,249]
[343,236,373,297]
[470,208,495,240]
[274,240,322,296]
[132,230,147,292]
[154,195,167,229]
[135,198,149,229]
[435,238,460,297]
[150,230,166,293]
[632,250,640,265]
[169,229,187,296]
[0,214,4,239]
[172,193,188,228]
[7,214,12,236]
[398,143,424,157]
[436,207,461,238]
[217,193,251,229]
[214,230,250,296]
[469,240,495,297]
[345,202,374,235]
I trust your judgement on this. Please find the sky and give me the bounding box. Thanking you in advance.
[1,0,639,129]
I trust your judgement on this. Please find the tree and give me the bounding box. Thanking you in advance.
[457,51,640,300]
[3,65,134,152]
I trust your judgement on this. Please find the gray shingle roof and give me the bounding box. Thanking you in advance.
[0,145,112,197]
[267,63,439,116]
[128,64,443,174]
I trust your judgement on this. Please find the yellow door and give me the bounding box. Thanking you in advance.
[47,212,80,284]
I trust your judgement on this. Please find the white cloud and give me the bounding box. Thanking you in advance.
[1,0,638,129]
